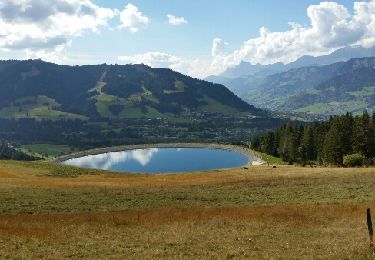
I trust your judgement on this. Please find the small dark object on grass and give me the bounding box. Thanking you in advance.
[367,208,374,247]
[243,167,249,170]
[273,166,277,168]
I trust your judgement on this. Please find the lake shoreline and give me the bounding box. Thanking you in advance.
[53,143,264,167]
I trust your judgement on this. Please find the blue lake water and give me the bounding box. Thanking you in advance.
[63,147,251,173]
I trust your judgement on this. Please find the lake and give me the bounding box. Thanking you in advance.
[63,147,251,173]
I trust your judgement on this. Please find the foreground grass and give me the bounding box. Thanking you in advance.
[1,160,375,258]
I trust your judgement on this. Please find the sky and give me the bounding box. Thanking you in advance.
[0,0,374,78]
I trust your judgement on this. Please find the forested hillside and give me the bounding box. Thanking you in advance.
[0,60,284,148]
[252,111,375,166]
[207,56,375,117]
[0,60,261,120]
[0,141,38,161]
[244,57,375,115]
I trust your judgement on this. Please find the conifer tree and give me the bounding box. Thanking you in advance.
[301,126,316,163]
[252,112,375,166]
[353,111,375,157]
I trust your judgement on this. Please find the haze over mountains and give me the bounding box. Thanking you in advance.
[207,46,375,116]
[211,46,375,80]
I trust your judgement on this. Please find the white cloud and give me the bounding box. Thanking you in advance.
[167,14,187,26]
[119,3,149,32]
[0,0,116,60]
[119,1,375,78]
[5,0,375,79]
[216,0,375,72]
[117,38,232,78]
[119,52,181,68]
[118,51,210,78]
[211,38,228,57]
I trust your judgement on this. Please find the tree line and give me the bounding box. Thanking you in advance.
[0,141,38,161]
[251,111,375,166]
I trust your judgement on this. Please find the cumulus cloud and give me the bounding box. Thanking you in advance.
[117,37,232,78]
[7,0,375,79]
[119,52,181,68]
[119,3,149,32]
[167,14,188,26]
[118,51,210,77]
[119,1,375,78]
[217,0,375,71]
[0,0,116,60]
[211,38,228,57]
[117,38,229,78]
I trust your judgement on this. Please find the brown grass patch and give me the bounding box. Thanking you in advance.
[1,161,375,258]
[3,164,375,189]
[0,204,374,258]
[0,203,372,238]
[0,172,14,177]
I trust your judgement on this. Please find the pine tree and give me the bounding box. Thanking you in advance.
[353,111,375,157]
[278,124,299,163]
[251,112,375,166]
[322,115,353,165]
[322,122,342,165]
[301,127,316,163]
[261,132,277,156]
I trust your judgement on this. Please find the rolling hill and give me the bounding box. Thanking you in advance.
[207,45,375,98]
[0,60,262,120]
[0,60,284,148]
[244,57,375,116]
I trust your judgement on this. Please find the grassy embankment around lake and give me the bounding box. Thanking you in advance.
[1,160,375,258]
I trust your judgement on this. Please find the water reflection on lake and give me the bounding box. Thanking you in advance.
[63,147,250,174]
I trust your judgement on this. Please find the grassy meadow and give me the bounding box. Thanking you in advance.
[21,144,76,158]
[1,160,375,258]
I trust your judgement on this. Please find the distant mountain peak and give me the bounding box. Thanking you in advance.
[210,45,375,80]
[243,56,375,116]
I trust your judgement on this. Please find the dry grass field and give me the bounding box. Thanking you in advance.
[1,161,375,258]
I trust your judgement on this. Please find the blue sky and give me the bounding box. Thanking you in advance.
[71,0,355,59]
[0,0,373,77]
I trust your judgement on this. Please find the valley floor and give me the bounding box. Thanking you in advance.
[0,161,375,258]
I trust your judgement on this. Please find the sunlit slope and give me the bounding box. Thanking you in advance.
[0,60,263,121]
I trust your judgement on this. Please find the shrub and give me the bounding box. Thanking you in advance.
[367,157,375,167]
[343,153,366,167]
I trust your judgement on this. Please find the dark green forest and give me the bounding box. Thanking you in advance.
[0,59,288,149]
[0,141,38,161]
[251,111,375,166]
[0,60,262,118]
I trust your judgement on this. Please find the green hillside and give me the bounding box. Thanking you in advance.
[0,95,88,120]
[0,60,283,148]
[0,60,262,120]
[244,57,375,116]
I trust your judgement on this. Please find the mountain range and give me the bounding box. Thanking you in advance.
[206,46,375,116]
[0,59,261,121]
[246,57,375,115]
[0,59,284,147]
[209,45,375,80]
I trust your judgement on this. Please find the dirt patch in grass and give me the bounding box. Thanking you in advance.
[0,172,14,177]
